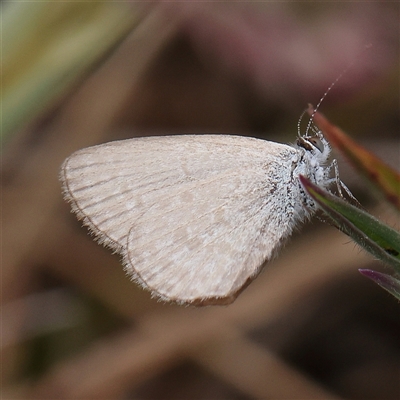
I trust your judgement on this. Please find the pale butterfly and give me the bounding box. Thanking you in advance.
[60,67,355,306]
[60,121,350,306]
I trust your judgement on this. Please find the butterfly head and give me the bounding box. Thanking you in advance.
[296,134,331,166]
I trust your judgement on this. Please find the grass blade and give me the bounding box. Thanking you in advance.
[299,175,400,272]
[359,269,400,300]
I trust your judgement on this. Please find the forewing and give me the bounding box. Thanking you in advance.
[61,135,297,305]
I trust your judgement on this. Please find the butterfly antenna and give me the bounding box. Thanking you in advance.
[297,108,308,139]
[305,43,373,138]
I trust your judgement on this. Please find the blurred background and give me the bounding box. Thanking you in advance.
[2,2,399,399]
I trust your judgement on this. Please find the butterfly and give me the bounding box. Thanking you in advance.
[60,131,338,305]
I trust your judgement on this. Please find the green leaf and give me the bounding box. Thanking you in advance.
[359,269,400,300]
[299,175,400,272]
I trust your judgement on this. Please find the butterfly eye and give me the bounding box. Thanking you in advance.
[308,137,324,153]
